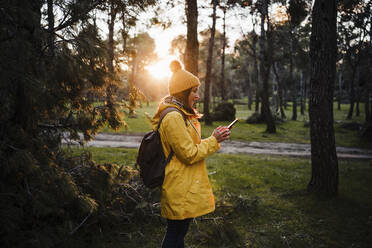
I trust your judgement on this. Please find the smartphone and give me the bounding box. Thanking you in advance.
[227,119,238,130]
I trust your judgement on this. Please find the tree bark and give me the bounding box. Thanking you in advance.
[129,52,138,117]
[253,41,260,112]
[106,1,117,118]
[47,0,55,57]
[284,88,288,109]
[248,74,253,110]
[300,70,305,115]
[367,17,372,123]
[355,66,360,117]
[308,0,339,196]
[184,0,199,76]
[290,28,297,120]
[121,4,128,55]
[107,0,117,74]
[304,73,307,111]
[346,74,355,119]
[346,49,360,120]
[259,0,276,133]
[272,76,278,112]
[365,90,370,122]
[337,63,343,110]
[273,62,286,119]
[203,0,217,125]
[220,5,227,101]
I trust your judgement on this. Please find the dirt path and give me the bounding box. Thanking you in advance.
[63,133,372,159]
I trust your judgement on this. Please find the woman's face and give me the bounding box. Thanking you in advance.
[188,86,200,108]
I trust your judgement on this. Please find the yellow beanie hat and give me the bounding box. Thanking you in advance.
[168,60,200,95]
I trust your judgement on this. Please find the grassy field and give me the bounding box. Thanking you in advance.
[100,100,372,149]
[66,100,372,247]
[69,147,372,248]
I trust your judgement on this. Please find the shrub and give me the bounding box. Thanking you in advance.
[212,102,236,121]
[361,122,372,139]
[246,112,263,124]
[0,143,159,248]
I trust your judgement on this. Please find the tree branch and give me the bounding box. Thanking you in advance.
[54,1,104,32]
[69,212,92,236]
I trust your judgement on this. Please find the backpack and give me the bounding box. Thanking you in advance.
[136,107,186,188]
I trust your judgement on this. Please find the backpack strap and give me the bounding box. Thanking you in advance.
[156,107,188,164]
[156,107,187,131]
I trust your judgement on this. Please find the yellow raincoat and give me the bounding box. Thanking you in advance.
[151,100,220,220]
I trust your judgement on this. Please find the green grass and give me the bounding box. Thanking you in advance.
[70,147,372,248]
[203,153,372,248]
[101,101,372,149]
[100,102,158,133]
[66,146,139,167]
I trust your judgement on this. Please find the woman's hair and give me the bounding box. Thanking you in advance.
[172,88,198,116]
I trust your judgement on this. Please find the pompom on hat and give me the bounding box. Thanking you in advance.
[168,60,200,95]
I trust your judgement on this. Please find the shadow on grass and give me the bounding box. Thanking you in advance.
[188,155,372,248]
[187,188,372,248]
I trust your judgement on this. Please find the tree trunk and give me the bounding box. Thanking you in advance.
[107,1,117,74]
[184,0,199,76]
[259,0,276,133]
[248,73,253,110]
[337,62,344,110]
[251,34,260,113]
[365,90,370,122]
[106,1,117,118]
[346,58,358,120]
[367,20,372,123]
[304,72,307,111]
[347,82,355,119]
[355,66,360,117]
[300,70,305,115]
[47,0,55,57]
[121,5,128,55]
[203,0,217,125]
[273,62,286,119]
[308,0,338,196]
[283,84,288,109]
[272,77,278,112]
[129,53,138,117]
[290,29,297,120]
[220,6,227,101]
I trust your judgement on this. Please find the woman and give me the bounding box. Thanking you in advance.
[151,60,230,248]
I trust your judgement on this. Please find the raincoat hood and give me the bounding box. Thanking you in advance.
[151,96,196,130]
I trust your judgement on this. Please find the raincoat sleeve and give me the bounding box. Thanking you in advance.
[161,111,220,165]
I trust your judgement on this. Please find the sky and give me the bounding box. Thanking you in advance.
[96,1,283,78]
[134,1,292,60]
[132,0,255,78]
[140,1,253,59]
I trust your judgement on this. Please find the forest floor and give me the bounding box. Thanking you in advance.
[63,132,372,159]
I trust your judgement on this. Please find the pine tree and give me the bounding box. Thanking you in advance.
[0,0,154,246]
[308,0,339,196]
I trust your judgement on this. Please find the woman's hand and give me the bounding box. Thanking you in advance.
[212,126,231,143]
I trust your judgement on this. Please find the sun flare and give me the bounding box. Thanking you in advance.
[145,59,174,80]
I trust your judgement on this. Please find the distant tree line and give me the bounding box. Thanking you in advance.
[193,0,371,130]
